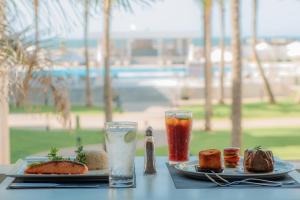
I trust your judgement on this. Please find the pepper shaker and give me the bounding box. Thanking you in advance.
[144,126,157,175]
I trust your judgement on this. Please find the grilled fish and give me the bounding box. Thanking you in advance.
[25,160,88,174]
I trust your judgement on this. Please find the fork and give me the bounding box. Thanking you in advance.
[204,171,295,187]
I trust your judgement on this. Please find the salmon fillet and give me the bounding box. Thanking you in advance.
[25,161,88,174]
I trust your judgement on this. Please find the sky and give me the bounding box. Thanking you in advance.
[86,0,300,39]
[11,0,300,39]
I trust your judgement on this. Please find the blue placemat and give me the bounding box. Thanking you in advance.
[7,170,136,189]
[0,174,5,184]
[167,164,300,189]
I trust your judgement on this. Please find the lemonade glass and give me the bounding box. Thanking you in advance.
[105,121,137,188]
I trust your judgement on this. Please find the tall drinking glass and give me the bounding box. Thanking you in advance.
[105,121,137,188]
[165,111,192,164]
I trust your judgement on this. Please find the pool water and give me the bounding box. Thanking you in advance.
[35,66,232,79]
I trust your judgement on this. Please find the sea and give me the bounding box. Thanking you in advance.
[41,37,300,49]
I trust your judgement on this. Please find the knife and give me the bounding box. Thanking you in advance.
[9,182,104,189]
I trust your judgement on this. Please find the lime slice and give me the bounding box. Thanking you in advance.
[124,131,136,143]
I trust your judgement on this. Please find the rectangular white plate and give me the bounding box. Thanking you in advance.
[7,157,108,181]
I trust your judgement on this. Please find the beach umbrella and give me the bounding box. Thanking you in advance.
[210,48,232,63]
[286,41,300,58]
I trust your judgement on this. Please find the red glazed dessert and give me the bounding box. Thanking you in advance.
[223,147,240,168]
[198,149,222,172]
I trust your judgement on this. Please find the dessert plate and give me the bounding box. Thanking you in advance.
[174,158,295,181]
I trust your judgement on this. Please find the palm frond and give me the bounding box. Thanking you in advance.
[71,0,159,15]
[0,0,72,125]
[6,0,82,37]
[114,0,158,12]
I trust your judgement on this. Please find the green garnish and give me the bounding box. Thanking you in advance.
[47,147,64,161]
[75,146,87,165]
[254,145,262,150]
[29,146,86,167]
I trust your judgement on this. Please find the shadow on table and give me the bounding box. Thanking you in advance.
[0,174,6,184]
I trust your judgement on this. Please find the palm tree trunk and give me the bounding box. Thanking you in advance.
[0,0,10,164]
[0,70,9,164]
[231,0,242,148]
[34,0,39,51]
[84,0,93,107]
[218,0,225,104]
[204,0,213,131]
[252,0,276,104]
[103,0,113,122]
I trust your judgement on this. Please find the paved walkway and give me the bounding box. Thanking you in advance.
[9,112,300,131]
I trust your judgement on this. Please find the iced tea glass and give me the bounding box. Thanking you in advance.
[105,121,137,188]
[165,111,192,164]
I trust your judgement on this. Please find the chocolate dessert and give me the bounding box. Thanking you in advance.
[244,146,274,173]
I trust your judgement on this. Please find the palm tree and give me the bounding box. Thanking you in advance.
[101,0,156,122]
[20,0,40,106]
[103,0,113,122]
[84,0,93,107]
[218,0,225,104]
[203,0,213,131]
[231,0,242,148]
[0,0,10,164]
[18,0,82,108]
[34,0,39,50]
[0,0,82,164]
[252,0,276,104]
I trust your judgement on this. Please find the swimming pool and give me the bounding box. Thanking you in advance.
[36,65,232,79]
[39,66,188,79]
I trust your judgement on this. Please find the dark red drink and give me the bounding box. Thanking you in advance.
[165,111,192,164]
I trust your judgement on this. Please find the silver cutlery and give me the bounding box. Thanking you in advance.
[204,171,295,187]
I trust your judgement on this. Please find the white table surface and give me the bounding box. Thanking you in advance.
[1,157,300,200]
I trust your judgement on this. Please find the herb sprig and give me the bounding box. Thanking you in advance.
[46,146,86,164]
[254,145,262,151]
[75,146,87,165]
[47,147,64,161]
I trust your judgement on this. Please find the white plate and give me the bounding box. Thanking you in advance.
[174,158,295,181]
[7,157,108,181]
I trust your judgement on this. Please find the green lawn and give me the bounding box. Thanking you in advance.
[10,129,105,163]
[137,127,300,160]
[10,128,144,163]
[10,105,122,114]
[10,127,300,164]
[180,101,300,119]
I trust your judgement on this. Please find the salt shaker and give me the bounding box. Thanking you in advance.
[144,126,157,175]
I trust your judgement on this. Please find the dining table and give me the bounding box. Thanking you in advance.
[1,157,300,200]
